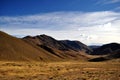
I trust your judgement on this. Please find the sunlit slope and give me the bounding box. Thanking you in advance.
[0,31,61,61]
[23,35,90,60]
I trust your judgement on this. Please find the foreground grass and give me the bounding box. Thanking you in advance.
[0,61,120,80]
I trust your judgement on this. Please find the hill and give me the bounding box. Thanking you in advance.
[23,34,90,60]
[89,45,100,50]
[89,43,120,61]
[1,31,119,62]
[89,51,120,62]
[0,31,61,61]
[0,31,90,61]
[91,43,120,55]
[61,40,92,53]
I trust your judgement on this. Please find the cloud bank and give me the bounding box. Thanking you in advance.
[0,11,120,45]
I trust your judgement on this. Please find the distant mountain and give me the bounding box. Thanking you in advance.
[61,40,92,53]
[89,45,100,50]
[89,43,120,62]
[91,43,120,55]
[89,50,120,62]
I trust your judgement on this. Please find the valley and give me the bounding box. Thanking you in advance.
[0,61,119,80]
[0,31,120,80]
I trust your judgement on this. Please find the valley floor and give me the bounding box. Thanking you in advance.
[0,61,120,80]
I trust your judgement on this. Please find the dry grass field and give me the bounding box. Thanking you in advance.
[0,60,120,80]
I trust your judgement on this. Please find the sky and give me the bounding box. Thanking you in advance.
[0,0,120,45]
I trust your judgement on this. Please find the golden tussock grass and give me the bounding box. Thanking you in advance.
[0,61,119,80]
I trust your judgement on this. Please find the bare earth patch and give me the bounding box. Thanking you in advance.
[0,61,119,80]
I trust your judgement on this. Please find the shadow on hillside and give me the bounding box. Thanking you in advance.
[88,57,108,62]
[38,45,63,58]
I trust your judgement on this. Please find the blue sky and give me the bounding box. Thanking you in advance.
[0,0,120,45]
[0,0,120,16]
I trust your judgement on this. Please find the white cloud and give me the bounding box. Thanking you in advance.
[106,0,120,4]
[96,0,120,4]
[0,11,120,45]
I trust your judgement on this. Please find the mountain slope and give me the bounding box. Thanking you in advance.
[23,34,90,60]
[1,31,119,62]
[0,31,61,61]
[91,43,120,55]
[89,51,120,62]
[89,43,120,62]
[61,40,92,53]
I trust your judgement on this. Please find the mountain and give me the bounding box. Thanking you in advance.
[23,34,90,60]
[0,31,61,61]
[61,40,92,53]
[1,31,119,62]
[23,35,92,53]
[89,45,100,50]
[23,35,72,51]
[89,50,120,62]
[0,31,90,61]
[89,43,120,61]
[91,43,120,55]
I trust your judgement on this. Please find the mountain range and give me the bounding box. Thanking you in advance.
[0,31,120,62]
[89,43,120,61]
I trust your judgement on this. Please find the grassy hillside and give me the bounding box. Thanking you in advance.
[0,31,61,61]
[23,34,90,61]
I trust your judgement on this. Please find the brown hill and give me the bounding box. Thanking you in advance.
[61,40,92,53]
[89,51,120,62]
[23,34,90,60]
[91,43,120,55]
[0,31,90,61]
[23,35,72,51]
[0,31,61,61]
[89,43,120,62]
